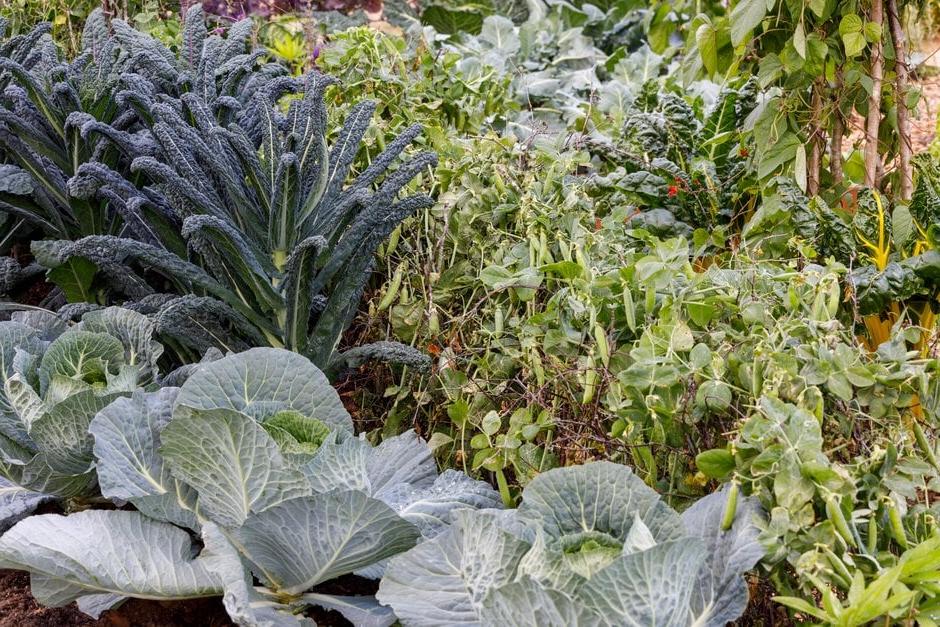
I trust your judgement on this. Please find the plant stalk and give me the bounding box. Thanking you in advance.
[864,0,885,188]
[831,67,845,186]
[807,79,824,197]
[887,0,913,200]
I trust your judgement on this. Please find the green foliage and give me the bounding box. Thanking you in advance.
[0,9,437,372]
[0,345,501,623]
[378,462,764,626]
[0,307,165,513]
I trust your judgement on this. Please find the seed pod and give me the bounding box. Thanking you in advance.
[821,546,854,585]
[623,286,636,332]
[428,306,440,336]
[530,348,545,386]
[594,323,609,367]
[886,498,908,550]
[866,515,878,554]
[385,225,401,258]
[912,421,940,472]
[721,481,739,531]
[826,278,840,318]
[378,263,405,311]
[581,353,597,405]
[826,495,856,548]
[493,171,506,195]
[494,306,504,336]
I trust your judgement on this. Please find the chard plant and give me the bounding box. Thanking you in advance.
[377,461,765,626]
[0,346,501,624]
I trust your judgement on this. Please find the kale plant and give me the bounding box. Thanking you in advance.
[0,3,297,306]
[377,461,764,626]
[0,347,500,624]
[36,64,437,371]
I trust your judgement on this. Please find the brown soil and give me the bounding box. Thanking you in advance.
[0,569,380,626]
[6,242,53,307]
[0,570,233,627]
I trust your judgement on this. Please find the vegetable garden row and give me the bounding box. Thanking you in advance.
[1,0,940,624]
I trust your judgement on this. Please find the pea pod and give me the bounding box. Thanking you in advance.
[826,495,856,548]
[378,262,406,311]
[866,515,878,554]
[826,277,840,318]
[385,225,401,258]
[594,323,610,367]
[912,421,940,472]
[582,353,597,405]
[428,306,440,336]
[821,546,854,587]
[885,498,908,550]
[530,348,545,386]
[623,286,636,332]
[721,481,739,531]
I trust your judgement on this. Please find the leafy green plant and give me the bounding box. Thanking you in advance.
[0,346,501,623]
[0,307,169,524]
[377,461,764,626]
[36,67,437,370]
[0,5,288,256]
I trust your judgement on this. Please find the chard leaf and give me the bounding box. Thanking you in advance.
[161,408,310,528]
[0,510,222,605]
[233,491,420,594]
[174,347,352,432]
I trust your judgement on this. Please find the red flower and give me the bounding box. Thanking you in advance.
[739,147,750,158]
[667,185,678,197]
